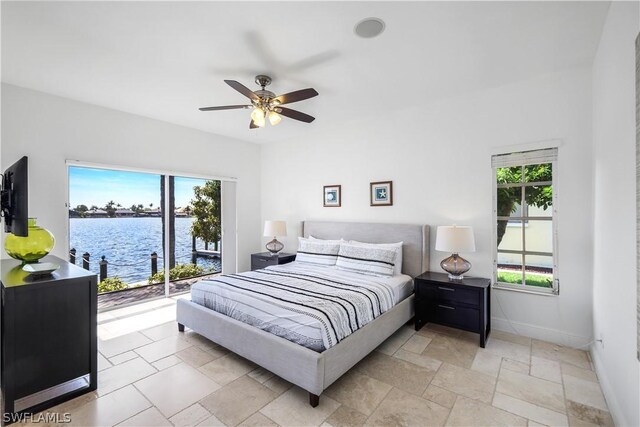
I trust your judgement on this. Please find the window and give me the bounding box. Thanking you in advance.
[67,164,233,306]
[492,148,558,295]
[507,203,528,226]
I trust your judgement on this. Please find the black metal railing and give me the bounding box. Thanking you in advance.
[69,248,219,282]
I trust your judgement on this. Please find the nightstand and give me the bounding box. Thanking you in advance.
[414,271,491,347]
[251,252,296,271]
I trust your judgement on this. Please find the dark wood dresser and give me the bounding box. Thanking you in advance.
[251,252,296,271]
[414,271,491,347]
[1,255,97,421]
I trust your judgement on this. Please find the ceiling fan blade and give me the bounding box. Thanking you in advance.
[274,88,318,105]
[199,105,251,111]
[250,120,259,129]
[224,80,259,101]
[277,107,315,123]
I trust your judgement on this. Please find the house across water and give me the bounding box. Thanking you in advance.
[115,209,135,217]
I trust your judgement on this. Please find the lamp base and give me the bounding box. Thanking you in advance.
[265,238,284,255]
[440,253,471,280]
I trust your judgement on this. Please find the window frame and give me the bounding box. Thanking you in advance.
[507,203,529,226]
[492,150,559,296]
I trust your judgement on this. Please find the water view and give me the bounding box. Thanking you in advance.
[69,216,221,284]
[68,166,223,292]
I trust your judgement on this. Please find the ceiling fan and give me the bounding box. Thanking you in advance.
[199,75,318,129]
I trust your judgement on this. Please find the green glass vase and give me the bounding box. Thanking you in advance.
[5,218,55,263]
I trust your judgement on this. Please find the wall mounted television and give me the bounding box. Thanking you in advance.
[1,156,28,237]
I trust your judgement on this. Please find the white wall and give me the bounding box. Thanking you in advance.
[1,84,262,272]
[261,67,594,347]
[591,2,640,426]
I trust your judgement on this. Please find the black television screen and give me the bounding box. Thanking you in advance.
[1,156,28,237]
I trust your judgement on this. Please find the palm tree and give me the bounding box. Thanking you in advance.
[105,200,117,217]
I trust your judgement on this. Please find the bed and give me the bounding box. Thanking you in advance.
[176,221,430,407]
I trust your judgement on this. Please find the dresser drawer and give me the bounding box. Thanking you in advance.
[251,253,296,271]
[251,258,278,270]
[251,257,276,270]
[417,282,479,307]
[429,302,479,331]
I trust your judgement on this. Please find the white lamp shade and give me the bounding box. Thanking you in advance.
[435,225,476,253]
[264,220,287,237]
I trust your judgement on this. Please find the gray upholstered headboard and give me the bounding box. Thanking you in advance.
[302,221,430,278]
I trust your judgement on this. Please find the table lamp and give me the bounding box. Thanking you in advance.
[264,220,287,255]
[435,225,476,280]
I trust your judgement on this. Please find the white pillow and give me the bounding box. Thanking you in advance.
[349,240,403,275]
[336,243,397,277]
[296,237,340,266]
[308,235,344,244]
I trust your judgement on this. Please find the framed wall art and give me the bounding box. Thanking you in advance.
[323,185,341,207]
[370,181,393,206]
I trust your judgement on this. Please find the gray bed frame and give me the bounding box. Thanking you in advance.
[176,221,430,407]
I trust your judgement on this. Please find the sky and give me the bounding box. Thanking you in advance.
[69,166,211,209]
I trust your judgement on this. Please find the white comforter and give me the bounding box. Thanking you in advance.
[190,262,413,351]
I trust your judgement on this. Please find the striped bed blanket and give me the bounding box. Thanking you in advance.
[190,263,397,352]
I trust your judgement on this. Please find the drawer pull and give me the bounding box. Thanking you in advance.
[438,304,455,310]
[438,287,455,292]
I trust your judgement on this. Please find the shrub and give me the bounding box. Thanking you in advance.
[98,276,128,293]
[148,263,207,284]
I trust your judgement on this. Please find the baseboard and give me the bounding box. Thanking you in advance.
[589,345,632,427]
[491,317,592,348]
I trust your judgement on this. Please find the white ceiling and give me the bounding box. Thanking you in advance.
[2,1,610,144]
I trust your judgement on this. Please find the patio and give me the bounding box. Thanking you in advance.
[98,273,220,310]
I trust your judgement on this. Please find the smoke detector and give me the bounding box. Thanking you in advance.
[354,18,385,39]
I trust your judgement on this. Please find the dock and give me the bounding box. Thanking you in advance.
[195,249,221,258]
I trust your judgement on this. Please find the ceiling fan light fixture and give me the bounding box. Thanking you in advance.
[251,107,266,127]
[268,111,282,126]
[199,76,317,129]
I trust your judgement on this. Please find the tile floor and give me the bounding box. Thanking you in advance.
[22,297,613,426]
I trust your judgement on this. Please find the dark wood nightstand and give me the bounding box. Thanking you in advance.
[414,271,491,347]
[251,252,296,271]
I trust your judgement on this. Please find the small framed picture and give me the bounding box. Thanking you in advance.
[323,185,341,207]
[370,181,393,206]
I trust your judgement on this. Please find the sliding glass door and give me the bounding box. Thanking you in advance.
[68,165,223,308]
